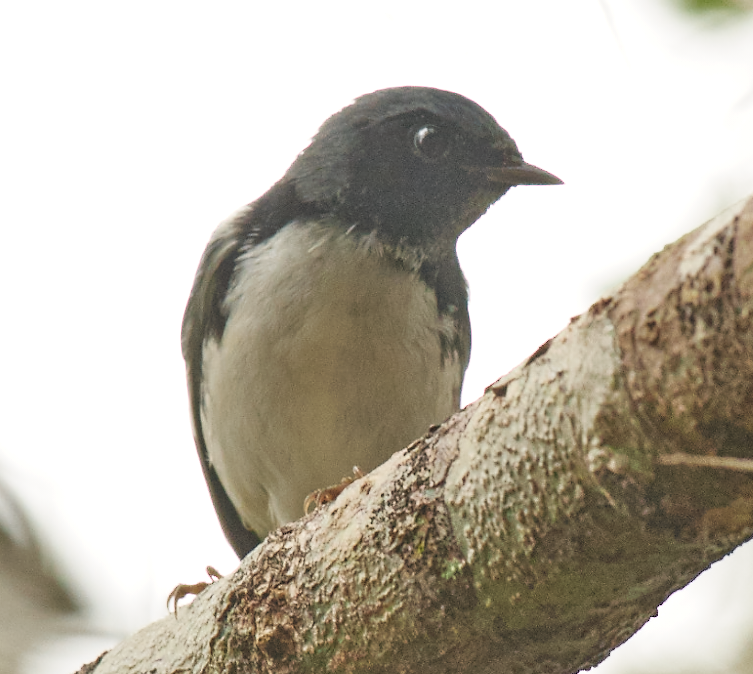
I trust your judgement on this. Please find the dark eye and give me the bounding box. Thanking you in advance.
[412,125,452,161]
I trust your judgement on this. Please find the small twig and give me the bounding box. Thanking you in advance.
[658,453,753,473]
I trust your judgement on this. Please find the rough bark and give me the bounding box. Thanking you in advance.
[80,195,753,674]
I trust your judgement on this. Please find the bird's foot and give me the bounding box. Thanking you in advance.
[167,565,223,616]
[304,466,365,514]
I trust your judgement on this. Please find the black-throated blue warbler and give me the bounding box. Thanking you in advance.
[182,86,562,559]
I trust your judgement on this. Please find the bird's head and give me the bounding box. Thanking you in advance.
[286,86,561,257]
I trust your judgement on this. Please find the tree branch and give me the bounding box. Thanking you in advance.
[81,195,753,674]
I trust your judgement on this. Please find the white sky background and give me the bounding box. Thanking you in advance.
[1,1,753,672]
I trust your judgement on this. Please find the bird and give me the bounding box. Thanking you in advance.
[181,86,562,560]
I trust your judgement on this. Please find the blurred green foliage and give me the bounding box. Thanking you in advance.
[676,0,753,14]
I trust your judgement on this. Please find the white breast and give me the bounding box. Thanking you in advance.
[200,220,462,536]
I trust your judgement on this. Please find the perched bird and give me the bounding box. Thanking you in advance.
[182,86,561,559]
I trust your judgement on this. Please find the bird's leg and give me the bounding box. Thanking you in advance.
[304,466,365,514]
[166,565,223,616]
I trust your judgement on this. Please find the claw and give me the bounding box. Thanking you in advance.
[304,466,365,514]
[167,565,223,616]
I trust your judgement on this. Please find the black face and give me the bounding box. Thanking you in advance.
[285,87,544,255]
[342,110,521,248]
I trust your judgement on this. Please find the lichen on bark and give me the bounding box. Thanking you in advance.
[83,196,753,674]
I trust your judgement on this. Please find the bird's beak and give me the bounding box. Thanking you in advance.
[481,161,563,186]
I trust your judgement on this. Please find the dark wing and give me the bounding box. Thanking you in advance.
[181,180,321,558]
[181,209,262,558]
[420,251,472,400]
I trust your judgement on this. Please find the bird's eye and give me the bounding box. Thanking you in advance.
[412,125,451,161]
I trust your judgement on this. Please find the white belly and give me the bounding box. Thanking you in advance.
[200,220,462,536]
